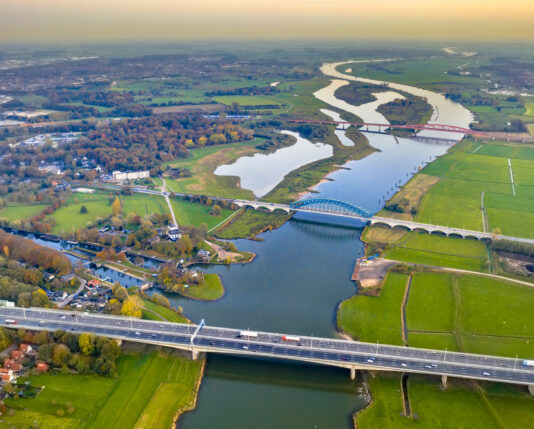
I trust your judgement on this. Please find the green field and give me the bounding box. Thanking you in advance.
[141,299,189,323]
[338,272,406,345]
[339,57,486,87]
[383,232,490,272]
[339,270,534,357]
[408,141,534,237]
[49,192,170,234]
[213,94,283,107]
[179,273,224,300]
[0,203,49,221]
[170,197,234,229]
[164,141,260,199]
[357,374,534,429]
[214,209,290,239]
[3,350,202,429]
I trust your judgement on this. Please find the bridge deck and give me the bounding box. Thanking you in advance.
[1,307,533,387]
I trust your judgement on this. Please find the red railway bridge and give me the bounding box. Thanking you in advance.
[288,119,490,137]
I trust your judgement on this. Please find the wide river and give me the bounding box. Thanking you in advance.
[176,60,472,429]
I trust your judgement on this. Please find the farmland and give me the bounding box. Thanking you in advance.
[338,270,534,358]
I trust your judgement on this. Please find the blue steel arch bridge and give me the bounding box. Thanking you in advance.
[289,198,372,218]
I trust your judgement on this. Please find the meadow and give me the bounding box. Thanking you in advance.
[338,270,534,358]
[0,202,49,221]
[408,140,534,238]
[356,374,534,429]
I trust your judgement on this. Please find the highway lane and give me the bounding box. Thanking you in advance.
[1,307,533,386]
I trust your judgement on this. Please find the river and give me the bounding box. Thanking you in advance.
[176,60,472,428]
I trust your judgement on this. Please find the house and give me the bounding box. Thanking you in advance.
[10,350,23,361]
[0,373,13,383]
[112,170,150,182]
[148,235,161,246]
[19,344,32,354]
[197,249,211,262]
[36,362,49,373]
[87,279,101,288]
[3,359,22,372]
[166,225,181,241]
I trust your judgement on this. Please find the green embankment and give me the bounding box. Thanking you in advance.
[383,232,490,272]
[357,374,534,429]
[179,273,224,301]
[214,209,290,239]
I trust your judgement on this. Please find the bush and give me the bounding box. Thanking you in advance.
[80,205,88,214]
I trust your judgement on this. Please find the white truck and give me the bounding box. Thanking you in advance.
[521,359,534,367]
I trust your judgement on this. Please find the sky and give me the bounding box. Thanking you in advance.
[1,0,533,42]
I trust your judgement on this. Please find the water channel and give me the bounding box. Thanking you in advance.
[177,61,473,428]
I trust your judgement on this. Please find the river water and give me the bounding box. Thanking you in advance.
[176,60,473,428]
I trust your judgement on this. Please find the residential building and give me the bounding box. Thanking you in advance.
[112,170,150,182]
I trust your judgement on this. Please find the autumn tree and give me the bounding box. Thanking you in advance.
[112,196,122,216]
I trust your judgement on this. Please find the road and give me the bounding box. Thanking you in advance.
[1,306,533,387]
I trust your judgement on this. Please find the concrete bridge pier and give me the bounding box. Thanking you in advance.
[350,366,357,380]
[191,349,199,360]
[441,374,448,388]
[528,385,534,396]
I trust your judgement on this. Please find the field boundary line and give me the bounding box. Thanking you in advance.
[508,158,516,196]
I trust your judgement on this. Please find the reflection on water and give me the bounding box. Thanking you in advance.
[179,355,366,429]
[214,130,333,198]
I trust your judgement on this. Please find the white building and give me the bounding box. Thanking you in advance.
[112,170,150,182]
[167,225,181,241]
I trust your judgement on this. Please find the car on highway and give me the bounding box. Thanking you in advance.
[243,345,249,350]
[366,358,375,363]
[424,364,432,369]
[401,363,408,367]
[482,371,491,376]
[134,332,141,336]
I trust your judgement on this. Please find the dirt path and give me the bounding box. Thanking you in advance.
[204,239,242,261]
[160,176,178,227]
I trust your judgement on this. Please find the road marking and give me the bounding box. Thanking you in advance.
[508,158,516,196]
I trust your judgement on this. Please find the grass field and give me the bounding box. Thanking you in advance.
[339,269,534,358]
[383,232,490,272]
[164,141,261,199]
[86,349,202,429]
[0,203,48,221]
[170,197,234,229]
[339,57,486,87]
[212,94,283,107]
[141,299,189,323]
[338,272,407,345]
[179,273,224,300]
[357,373,534,429]
[214,209,290,239]
[402,140,534,237]
[49,192,170,234]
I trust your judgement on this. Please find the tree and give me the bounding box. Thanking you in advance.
[121,297,142,318]
[52,343,71,366]
[78,333,96,356]
[80,205,88,214]
[210,205,222,217]
[111,236,122,247]
[112,196,122,216]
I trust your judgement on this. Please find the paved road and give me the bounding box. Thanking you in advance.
[1,307,533,386]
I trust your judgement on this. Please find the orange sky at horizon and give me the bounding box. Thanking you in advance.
[1,0,533,41]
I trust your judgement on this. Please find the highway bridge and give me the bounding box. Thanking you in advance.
[1,306,533,391]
